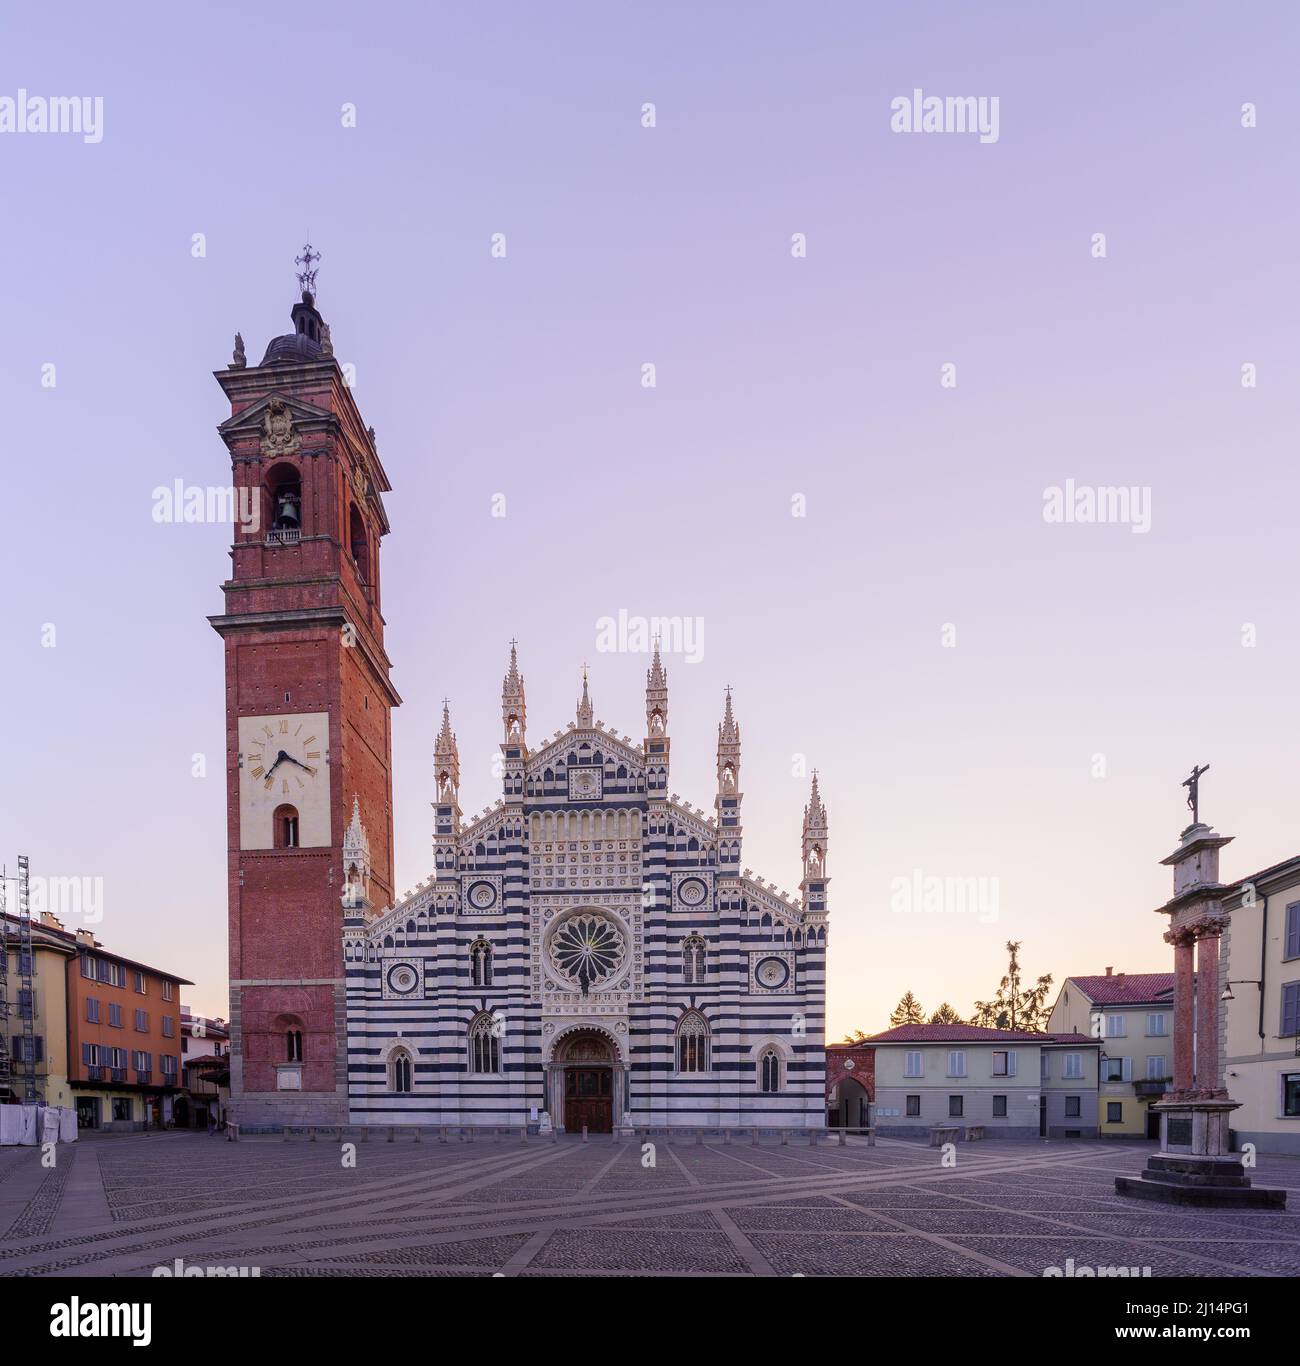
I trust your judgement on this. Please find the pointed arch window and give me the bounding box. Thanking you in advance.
[389,1047,413,1093]
[681,935,707,984]
[469,1013,500,1074]
[760,1047,781,1093]
[677,1011,710,1074]
[470,939,493,987]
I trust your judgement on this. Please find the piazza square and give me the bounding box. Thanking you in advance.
[1,1130,1297,1278]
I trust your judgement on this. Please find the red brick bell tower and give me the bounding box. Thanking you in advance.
[209,248,399,1128]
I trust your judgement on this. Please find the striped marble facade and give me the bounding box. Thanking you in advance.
[343,645,828,1130]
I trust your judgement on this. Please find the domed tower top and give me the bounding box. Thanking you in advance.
[260,243,332,366]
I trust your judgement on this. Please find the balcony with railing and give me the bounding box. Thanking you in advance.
[1134,1078,1171,1097]
[265,527,301,547]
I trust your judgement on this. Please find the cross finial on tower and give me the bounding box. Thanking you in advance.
[295,242,321,299]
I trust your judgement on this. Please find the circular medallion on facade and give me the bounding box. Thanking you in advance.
[386,963,419,995]
[755,956,790,990]
[844,1058,856,1071]
[467,881,497,910]
[549,913,626,995]
[677,877,708,908]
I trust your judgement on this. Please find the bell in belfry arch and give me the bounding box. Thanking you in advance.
[274,489,300,528]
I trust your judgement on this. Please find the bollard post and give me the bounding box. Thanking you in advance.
[414,1126,421,1142]
[521,1126,528,1142]
[309,1127,317,1143]
[439,1126,447,1144]
[724,1129,732,1145]
[781,1129,789,1146]
[695,1129,703,1145]
[751,1128,759,1146]
[387,1126,395,1143]
[809,1130,816,1146]
[581,1124,588,1144]
[838,1128,846,1147]
[868,1127,876,1148]
[282,1126,290,1142]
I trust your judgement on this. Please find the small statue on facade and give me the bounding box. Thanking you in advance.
[228,332,246,370]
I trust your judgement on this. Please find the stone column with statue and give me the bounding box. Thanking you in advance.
[1115,767,1285,1208]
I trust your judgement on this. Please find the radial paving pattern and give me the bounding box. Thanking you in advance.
[0,1133,1297,1276]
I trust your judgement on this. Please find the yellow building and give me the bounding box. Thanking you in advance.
[1221,857,1300,1156]
[2,912,76,1107]
[1047,971,1175,1138]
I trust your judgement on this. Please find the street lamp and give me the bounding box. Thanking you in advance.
[1220,979,1261,1002]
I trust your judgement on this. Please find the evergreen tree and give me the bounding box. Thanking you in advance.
[929,1002,962,1024]
[970,941,1053,1031]
[889,991,926,1026]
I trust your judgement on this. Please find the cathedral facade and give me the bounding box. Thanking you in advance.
[342,651,829,1131]
[211,265,827,1131]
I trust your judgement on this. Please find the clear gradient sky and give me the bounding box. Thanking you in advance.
[2,2,1298,1037]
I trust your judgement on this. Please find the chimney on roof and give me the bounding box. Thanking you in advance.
[1105,966,1113,976]
[75,929,95,947]
[1116,972,1125,981]
[39,911,64,930]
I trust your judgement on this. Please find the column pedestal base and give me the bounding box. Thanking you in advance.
[1114,1099,1286,1209]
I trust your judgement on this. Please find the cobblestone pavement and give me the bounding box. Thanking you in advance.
[0,1133,1296,1276]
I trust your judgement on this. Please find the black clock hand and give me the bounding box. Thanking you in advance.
[265,749,289,777]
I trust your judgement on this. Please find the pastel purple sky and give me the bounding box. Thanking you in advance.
[3,3,1297,1035]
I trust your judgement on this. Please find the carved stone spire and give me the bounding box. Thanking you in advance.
[646,638,668,737]
[801,771,829,912]
[342,795,372,913]
[576,664,594,728]
[712,684,743,866]
[434,699,460,803]
[501,639,526,744]
[643,639,669,796]
[716,686,740,793]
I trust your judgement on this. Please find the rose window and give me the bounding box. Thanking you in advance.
[549,914,626,996]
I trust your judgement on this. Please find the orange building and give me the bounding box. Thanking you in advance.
[65,932,192,1132]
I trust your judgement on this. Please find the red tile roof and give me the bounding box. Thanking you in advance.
[862,1023,1050,1043]
[1067,972,1175,1006]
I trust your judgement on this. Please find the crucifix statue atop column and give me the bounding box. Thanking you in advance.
[1115,771,1285,1208]
[1182,762,1210,824]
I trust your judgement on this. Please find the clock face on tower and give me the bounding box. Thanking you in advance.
[237,711,331,850]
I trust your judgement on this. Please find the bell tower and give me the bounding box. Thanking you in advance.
[209,247,400,1128]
